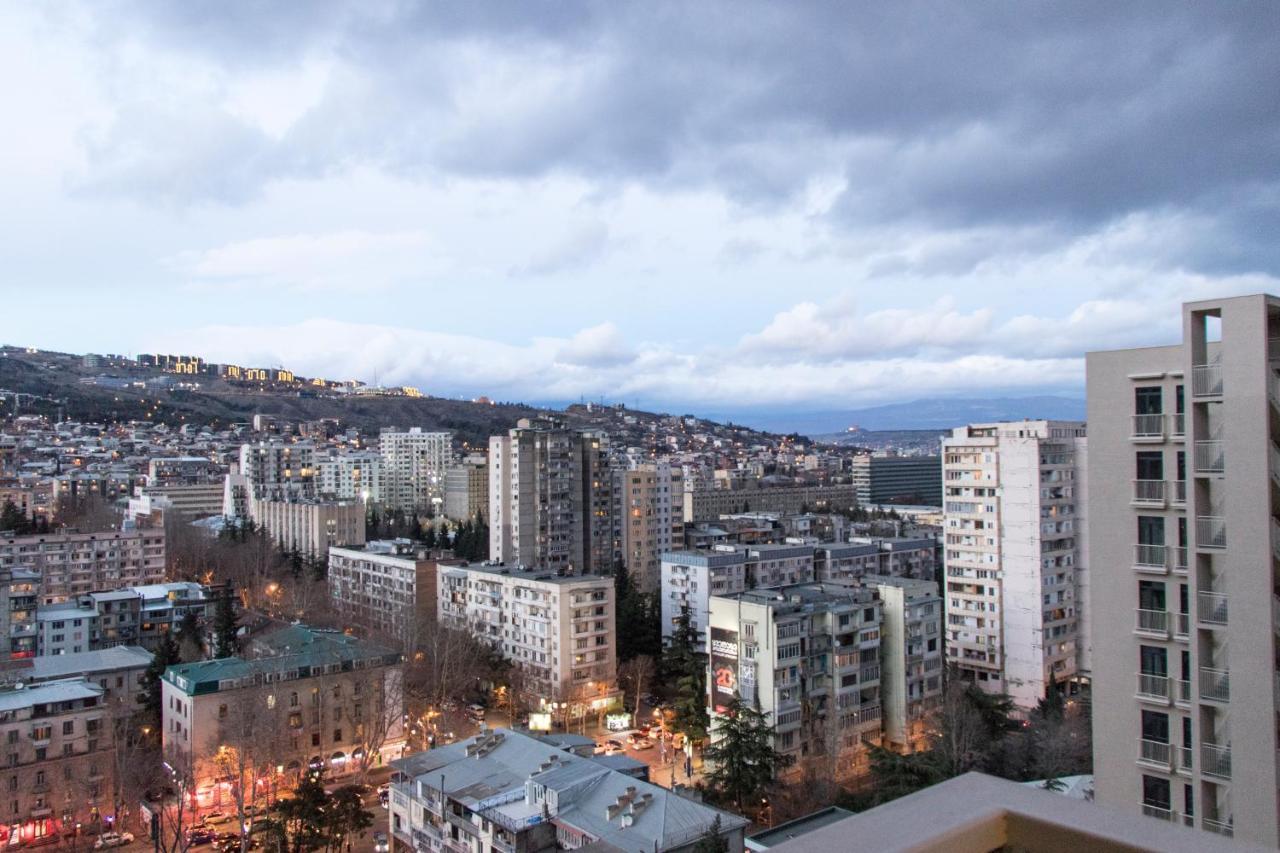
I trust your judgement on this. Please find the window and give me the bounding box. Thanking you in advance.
[1140,710,1169,744]
[1142,775,1170,810]
[218,704,228,720]
[1137,516,1165,547]
[1135,387,1162,415]
[1140,645,1167,677]
[333,729,342,743]
[1137,581,1166,612]
[61,722,73,736]
[1135,452,1163,481]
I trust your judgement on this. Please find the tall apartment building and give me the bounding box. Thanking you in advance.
[162,626,404,803]
[0,678,115,842]
[379,428,453,514]
[489,419,617,574]
[238,440,316,504]
[857,575,943,751]
[251,498,365,559]
[851,455,944,507]
[437,564,619,722]
[329,541,456,648]
[0,568,37,662]
[34,581,221,655]
[706,584,885,772]
[316,451,383,503]
[619,462,684,593]
[442,453,488,521]
[1087,294,1280,844]
[942,421,1088,710]
[661,549,748,643]
[0,529,166,605]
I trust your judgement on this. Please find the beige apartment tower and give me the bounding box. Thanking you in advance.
[1088,294,1280,845]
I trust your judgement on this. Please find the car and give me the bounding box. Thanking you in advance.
[201,812,233,826]
[93,833,135,850]
[374,831,389,853]
[466,703,486,720]
[628,734,654,750]
[598,739,625,756]
[186,829,217,847]
[440,699,458,712]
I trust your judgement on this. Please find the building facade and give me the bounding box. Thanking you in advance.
[851,455,943,507]
[619,462,683,593]
[0,530,166,605]
[251,499,365,560]
[238,440,316,504]
[438,565,619,721]
[442,453,488,522]
[316,451,383,503]
[34,582,219,656]
[0,569,37,662]
[661,549,748,643]
[683,483,857,523]
[379,429,453,514]
[1087,294,1280,844]
[942,421,1088,710]
[329,541,454,648]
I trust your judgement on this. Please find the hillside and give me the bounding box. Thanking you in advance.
[0,347,778,446]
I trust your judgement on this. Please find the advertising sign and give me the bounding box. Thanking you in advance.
[527,712,552,732]
[709,627,739,713]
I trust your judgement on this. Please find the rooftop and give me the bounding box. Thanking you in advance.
[25,645,152,681]
[0,677,103,713]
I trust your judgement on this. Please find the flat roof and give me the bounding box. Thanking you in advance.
[0,678,103,712]
[27,646,152,680]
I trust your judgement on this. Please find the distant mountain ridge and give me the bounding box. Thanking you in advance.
[729,396,1087,434]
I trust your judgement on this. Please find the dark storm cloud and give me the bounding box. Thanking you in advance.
[79,1,1280,272]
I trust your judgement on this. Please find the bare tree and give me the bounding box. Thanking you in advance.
[155,742,201,853]
[215,683,292,853]
[617,655,655,716]
[340,666,405,782]
[55,492,121,533]
[106,698,162,833]
[931,678,986,777]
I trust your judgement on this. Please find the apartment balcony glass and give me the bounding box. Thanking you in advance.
[1199,667,1230,703]
[1132,480,1166,505]
[1197,591,1228,626]
[1136,672,1170,702]
[1192,363,1223,397]
[1193,441,1224,474]
[1138,738,1171,768]
[1195,517,1226,550]
[1131,414,1165,440]
[1201,742,1232,780]
[1203,817,1233,838]
[1135,609,1169,636]
[1133,544,1169,572]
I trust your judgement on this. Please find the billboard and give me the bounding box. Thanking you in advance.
[709,627,739,713]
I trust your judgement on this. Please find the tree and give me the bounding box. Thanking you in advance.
[277,771,330,853]
[325,786,375,851]
[617,655,655,715]
[703,693,781,812]
[0,500,32,534]
[216,689,290,853]
[692,816,729,853]
[140,632,182,732]
[213,585,240,659]
[175,610,205,662]
[365,506,380,541]
[664,607,708,741]
[340,668,404,782]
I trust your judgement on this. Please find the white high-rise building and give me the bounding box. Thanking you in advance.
[317,450,383,503]
[942,420,1089,710]
[1087,294,1280,844]
[379,428,453,514]
[238,440,317,504]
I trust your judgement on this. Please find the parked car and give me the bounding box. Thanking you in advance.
[466,704,486,720]
[201,812,233,826]
[628,734,654,750]
[597,739,625,756]
[94,833,134,850]
[374,831,389,853]
[186,828,217,847]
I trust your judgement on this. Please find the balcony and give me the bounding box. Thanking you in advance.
[1134,544,1169,573]
[1193,440,1224,474]
[1175,744,1192,773]
[1132,480,1166,506]
[1170,480,1186,505]
[1197,591,1228,626]
[1201,742,1231,780]
[1131,414,1166,441]
[1174,613,1190,639]
[1138,738,1172,768]
[1134,609,1169,637]
[1192,363,1223,397]
[1203,817,1233,838]
[1172,547,1188,573]
[1174,678,1191,706]
[1199,667,1230,703]
[1141,803,1174,822]
[1171,413,1185,439]
[1196,517,1226,550]
[1136,672,1170,703]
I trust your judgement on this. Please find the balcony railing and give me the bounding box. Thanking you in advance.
[1137,672,1170,702]
[1139,738,1171,767]
[1134,544,1168,571]
[1203,817,1233,838]
[1172,547,1188,573]
[1132,479,1166,504]
[1199,667,1230,703]
[1192,363,1223,397]
[1196,516,1226,550]
[1135,609,1169,636]
[1198,591,1228,626]
[1193,440,1224,474]
[1175,744,1192,772]
[1131,414,1165,439]
[1174,613,1190,639]
[1142,803,1174,822]
[1201,742,1232,780]
[1174,678,1191,705]
[1171,480,1186,504]
[1171,413,1185,438]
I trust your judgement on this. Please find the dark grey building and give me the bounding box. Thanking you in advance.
[851,455,942,506]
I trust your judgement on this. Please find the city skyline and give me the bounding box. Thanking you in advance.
[3,3,1277,416]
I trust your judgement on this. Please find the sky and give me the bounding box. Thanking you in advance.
[2,2,1278,424]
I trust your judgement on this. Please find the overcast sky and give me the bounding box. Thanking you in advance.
[3,2,1277,420]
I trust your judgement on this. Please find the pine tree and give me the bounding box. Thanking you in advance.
[139,631,182,730]
[692,816,728,853]
[213,586,240,659]
[423,525,437,550]
[365,506,380,541]
[703,693,781,811]
[0,501,31,535]
[664,606,709,741]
